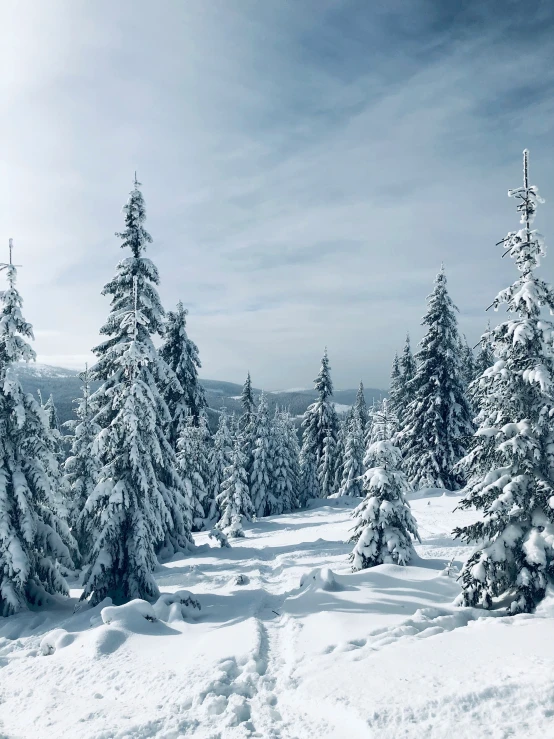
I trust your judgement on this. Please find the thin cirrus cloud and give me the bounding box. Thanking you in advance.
[1,0,554,389]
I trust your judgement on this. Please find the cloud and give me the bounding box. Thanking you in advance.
[2,0,554,390]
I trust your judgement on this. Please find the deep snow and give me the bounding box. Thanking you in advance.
[0,493,553,738]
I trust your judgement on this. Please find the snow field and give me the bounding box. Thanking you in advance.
[0,494,553,738]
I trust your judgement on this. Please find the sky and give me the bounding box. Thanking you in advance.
[1,0,554,390]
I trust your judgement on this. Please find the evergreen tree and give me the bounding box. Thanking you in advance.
[64,366,100,563]
[177,416,210,531]
[239,372,257,490]
[159,301,207,445]
[216,437,254,538]
[454,151,554,614]
[43,392,67,465]
[354,381,369,432]
[459,334,476,393]
[0,242,75,616]
[282,411,301,512]
[207,412,233,523]
[474,323,495,379]
[338,416,364,497]
[81,178,193,606]
[350,440,420,570]
[250,392,274,517]
[333,408,353,493]
[388,354,403,418]
[300,349,340,498]
[299,447,319,506]
[400,268,473,490]
[399,334,416,405]
[365,398,397,469]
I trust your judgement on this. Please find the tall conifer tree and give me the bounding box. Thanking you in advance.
[0,241,75,616]
[159,301,207,445]
[400,268,473,490]
[454,151,554,614]
[81,178,193,606]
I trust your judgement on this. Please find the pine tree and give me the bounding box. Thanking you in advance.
[459,334,476,393]
[64,366,100,563]
[399,334,416,405]
[239,372,257,490]
[299,447,319,506]
[388,354,403,418]
[0,241,75,616]
[80,178,193,606]
[282,411,301,512]
[350,440,420,570]
[300,349,340,498]
[365,399,397,468]
[454,151,554,614]
[216,437,253,538]
[333,408,353,493]
[42,392,68,466]
[177,416,210,531]
[250,391,274,517]
[354,381,369,432]
[159,301,207,446]
[338,416,365,497]
[474,323,494,379]
[400,268,473,490]
[206,412,233,523]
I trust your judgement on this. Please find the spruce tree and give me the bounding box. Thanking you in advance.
[338,416,365,497]
[350,440,420,570]
[474,323,494,379]
[206,411,233,523]
[299,447,319,506]
[388,354,403,419]
[400,268,473,490]
[159,301,207,445]
[64,365,100,562]
[399,334,416,405]
[459,334,476,393]
[216,437,254,538]
[333,408,353,493]
[454,151,554,614]
[81,178,193,606]
[0,242,75,616]
[354,381,369,432]
[300,349,340,498]
[239,372,257,490]
[282,411,301,512]
[177,416,210,531]
[250,392,274,517]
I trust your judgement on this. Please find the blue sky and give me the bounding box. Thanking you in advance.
[2,0,554,389]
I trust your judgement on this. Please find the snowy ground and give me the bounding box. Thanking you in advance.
[1,493,554,739]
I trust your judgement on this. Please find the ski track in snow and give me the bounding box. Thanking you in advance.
[0,494,554,738]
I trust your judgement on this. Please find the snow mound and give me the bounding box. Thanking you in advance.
[153,590,201,622]
[40,629,76,656]
[101,599,158,629]
[408,487,461,500]
[299,567,344,592]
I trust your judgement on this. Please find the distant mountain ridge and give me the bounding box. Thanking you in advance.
[13,363,386,430]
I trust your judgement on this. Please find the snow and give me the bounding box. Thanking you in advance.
[0,494,553,738]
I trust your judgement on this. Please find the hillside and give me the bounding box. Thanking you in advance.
[0,493,551,738]
[13,363,385,430]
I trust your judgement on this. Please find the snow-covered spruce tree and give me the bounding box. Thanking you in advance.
[268,409,287,516]
[338,416,365,497]
[177,415,210,531]
[216,437,254,538]
[299,446,319,507]
[43,392,67,464]
[459,334,476,394]
[350,440,420,570]
[63,365,101,563]
[250,391,274,517]
[206,411,233,523]
[365,399,397,462]
[282,411,301,512]
[388,354,403,419]
[0,242,75,616]
[399,334,416,405]
[354,381,369,432]
[81,179,193,605]
[454,151,554,614]
[239,372,257,491]
[333,407,353,493]
[400,268,473,489]
[300,349,340,498]
[474,322,495,380]
[159,301,207,446]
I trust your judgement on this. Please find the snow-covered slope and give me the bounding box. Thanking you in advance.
[0,494,552,738]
